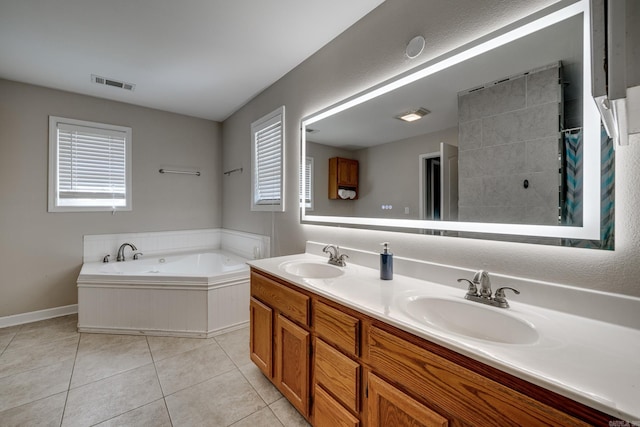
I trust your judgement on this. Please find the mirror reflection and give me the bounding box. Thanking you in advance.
[305,13,587,228]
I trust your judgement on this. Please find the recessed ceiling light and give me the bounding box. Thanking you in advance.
[396,108,430,122]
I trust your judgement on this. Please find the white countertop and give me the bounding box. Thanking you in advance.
[248,253,640,423]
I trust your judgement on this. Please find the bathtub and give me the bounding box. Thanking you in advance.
[77,250,250,338]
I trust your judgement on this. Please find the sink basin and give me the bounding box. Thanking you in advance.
[279,261,345,279]
[401,297,539,345]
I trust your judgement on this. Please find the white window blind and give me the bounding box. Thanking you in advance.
[300,156,313,210]
[251,106,285,211]
[49,117,132,212]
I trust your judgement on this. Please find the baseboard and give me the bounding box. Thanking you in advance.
[0,304,78,328]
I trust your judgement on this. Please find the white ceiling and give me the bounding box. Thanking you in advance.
[0,0,385,121]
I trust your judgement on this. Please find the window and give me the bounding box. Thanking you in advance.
[48,116,132,212]
[300,156,313,210]
[251,106,285,211]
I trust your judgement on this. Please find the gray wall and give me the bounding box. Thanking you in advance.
[458,65,561,225]
[221,0,640,298]
[353,127,458,219]
[0,79,222,317]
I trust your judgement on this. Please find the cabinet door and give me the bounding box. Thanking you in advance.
[275,313,310,416]
[367,373,448,427]
[249,297,272,377]
[337,158,358,187]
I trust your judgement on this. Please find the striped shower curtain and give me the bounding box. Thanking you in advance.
[563,127,614,249]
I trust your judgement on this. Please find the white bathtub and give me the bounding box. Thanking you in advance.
[77,250,250,338]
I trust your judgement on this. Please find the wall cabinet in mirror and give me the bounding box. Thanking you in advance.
[329,157,359,200]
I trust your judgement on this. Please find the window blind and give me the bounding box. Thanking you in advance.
[254,115,283,205]
[57,123,127,206]
[300,157,312,208]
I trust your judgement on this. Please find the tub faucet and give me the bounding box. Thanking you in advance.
[322,244,348,267]
[116,243,138,262]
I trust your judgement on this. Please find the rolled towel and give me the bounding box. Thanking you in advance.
[338,189,348,199]
[348,190,356,199]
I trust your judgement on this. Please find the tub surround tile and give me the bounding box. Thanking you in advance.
[214,326,251,367]
[240,362,283,404]
[0,359,74,412]
[71,334,153,389]
[62,364,162,427]
[94,399,172,427]
[0,391,67,427]
[0,334,79,379]
[230,406,284,427]
[269,397,311,427]
[154,340,236,396]
[165,369,265,426]
[147,335,215,362]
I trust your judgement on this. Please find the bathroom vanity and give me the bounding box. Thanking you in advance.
[247,249,638,426]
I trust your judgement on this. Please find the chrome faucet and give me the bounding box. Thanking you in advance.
[322,244,348,267]
[457,270,520,308]
[116,243,138,262]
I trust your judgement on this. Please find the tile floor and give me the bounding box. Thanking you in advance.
[0,315,310,427]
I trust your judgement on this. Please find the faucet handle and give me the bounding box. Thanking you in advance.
[133,252,143,260]
[493,287,520,307]
[457,278,479,297]
[103,254,110,263]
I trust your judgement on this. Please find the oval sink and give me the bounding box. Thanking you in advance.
[279,261,345,279]
[401,297,538,345]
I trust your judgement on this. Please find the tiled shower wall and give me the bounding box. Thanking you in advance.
[457,63,561,225]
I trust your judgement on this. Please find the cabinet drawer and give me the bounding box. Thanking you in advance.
[367,326,588,426]
[314,300,359,355]
[315,338,360,413]
[251,271,309,326]
[314,384,360,427]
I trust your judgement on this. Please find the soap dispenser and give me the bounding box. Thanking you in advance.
[380,242,393,280]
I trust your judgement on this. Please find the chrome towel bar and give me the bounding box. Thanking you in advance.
[159,168,200,176]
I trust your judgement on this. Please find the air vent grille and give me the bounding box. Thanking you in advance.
[91,74,135,91]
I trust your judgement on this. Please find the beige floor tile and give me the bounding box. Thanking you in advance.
[214,326,251,367]
[94,399,172,427]
[9,315,78,350]
[154,340,236,396]
[0,334,79,379]
[70,334,152,388]
[0,359,74,412]
[0,325,22,354]
[0,391,67,427]
[239,362,282,404]
[165,369,266,426]
[62,363,162,427]
[270,397,311,427]
[147,335,214,362]
[230,406,284,427]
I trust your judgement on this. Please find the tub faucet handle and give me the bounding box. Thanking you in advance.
[133,252,143,260]
[103,254,110,263]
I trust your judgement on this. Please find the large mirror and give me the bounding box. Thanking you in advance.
[301,0,612,247]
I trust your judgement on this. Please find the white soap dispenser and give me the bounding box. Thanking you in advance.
[380,242,393,280]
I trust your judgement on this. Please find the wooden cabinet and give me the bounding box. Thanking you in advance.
[249,297,272,376]
[249,268,617,426]
[367,372,447,427]
[275,314,310,415]
[250,271,311,419]
[328,157,359,199]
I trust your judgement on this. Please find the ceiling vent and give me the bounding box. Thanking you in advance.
[91,74,135,91]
